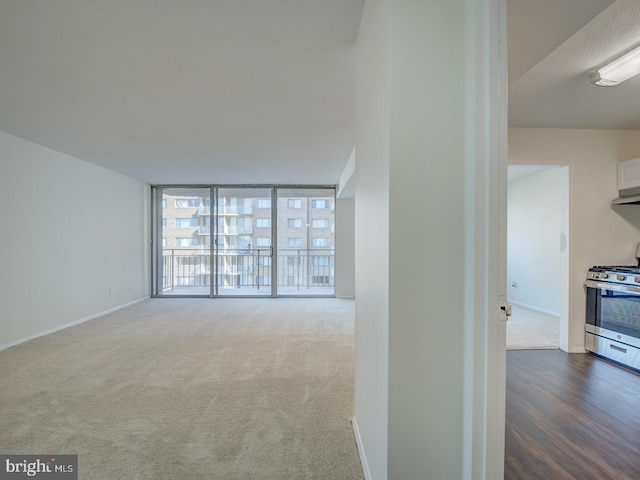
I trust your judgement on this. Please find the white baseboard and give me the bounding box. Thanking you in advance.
[0,296,149,352]
[507,299,559,318]
[352,416,372,480]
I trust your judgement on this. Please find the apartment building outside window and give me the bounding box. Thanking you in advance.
[175,199,199,208]
[312,238,330,247]
[256,237,271,247]
[312,256,330,266]
[311,199,330,209]
[176,237,197,247]
[311,219,329,228]
[152,186,335,297]
[288,238,302,248]
[175,218,198,228]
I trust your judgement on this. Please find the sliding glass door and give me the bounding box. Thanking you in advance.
[152,185,334,297]
[216,188,272,296]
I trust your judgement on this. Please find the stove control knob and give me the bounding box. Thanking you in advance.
[593,273,600,278]
[618,275,627,281]
[635,277,640,283]
[601,273,609,279]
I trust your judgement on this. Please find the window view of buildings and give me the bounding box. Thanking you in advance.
[157,187,335,296]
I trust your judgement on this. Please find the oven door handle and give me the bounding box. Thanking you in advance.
[585,279,640,294]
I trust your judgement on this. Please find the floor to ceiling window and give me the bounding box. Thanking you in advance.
[152,186,335,297]
[276,188,335,296]
[153,187,212,296]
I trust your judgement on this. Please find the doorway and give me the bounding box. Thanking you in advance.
[216,187,273,296]
[506,165,570,350]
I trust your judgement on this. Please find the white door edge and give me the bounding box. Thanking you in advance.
[462,0,508,478]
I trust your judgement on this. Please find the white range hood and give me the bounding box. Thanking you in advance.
[613,158,640,205]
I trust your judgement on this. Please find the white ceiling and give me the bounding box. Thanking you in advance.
[1,0,639,187]
[0,0,364,185]
[508,0,640,129]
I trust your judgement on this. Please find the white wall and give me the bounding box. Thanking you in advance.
[387,1,465,478]
[509,128,640,352]
[354,0,390,477]
[355,0,466,478]
[0,131,149,348]
[335,197,355,298]
[507,167,564,315]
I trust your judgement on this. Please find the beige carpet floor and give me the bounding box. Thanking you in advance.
[506,304,560,350]
[0,298,364,480]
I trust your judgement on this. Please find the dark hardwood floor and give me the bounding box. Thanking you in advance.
[505,349,640,480]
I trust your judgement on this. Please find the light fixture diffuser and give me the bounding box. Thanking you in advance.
[590,44,640,86]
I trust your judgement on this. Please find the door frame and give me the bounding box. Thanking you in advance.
[462,0,508,478]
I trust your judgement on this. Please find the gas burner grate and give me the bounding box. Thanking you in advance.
[591,265,640,273]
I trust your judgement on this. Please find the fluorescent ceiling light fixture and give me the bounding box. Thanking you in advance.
[590,44,640,86]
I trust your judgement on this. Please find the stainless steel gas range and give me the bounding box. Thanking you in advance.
[585,265,640,370]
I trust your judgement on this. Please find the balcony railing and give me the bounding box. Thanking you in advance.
[161,248,334,293]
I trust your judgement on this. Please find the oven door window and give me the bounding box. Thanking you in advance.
[588,286,640,338]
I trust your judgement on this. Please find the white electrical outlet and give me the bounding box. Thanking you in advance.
[127,283,131,290]
[109,287,113,295]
